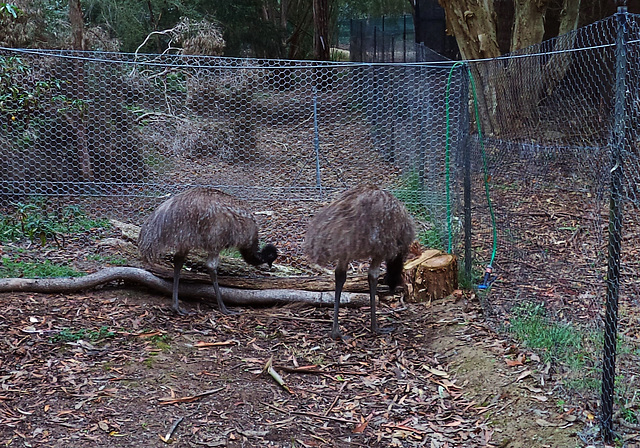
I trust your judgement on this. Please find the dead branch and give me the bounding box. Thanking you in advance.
[0,267,369,307]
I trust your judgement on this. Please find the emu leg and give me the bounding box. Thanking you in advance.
[205,255,236,315]
[369,262,394,335]
[331,266,348,340]
[172,254,190,315]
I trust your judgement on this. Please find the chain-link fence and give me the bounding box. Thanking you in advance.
[0,49,466,270]
[464,9,640,443]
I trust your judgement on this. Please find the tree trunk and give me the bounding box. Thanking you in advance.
[69,0,92,182]
[313,0,330,60]
[438,0,500,60]
[438,0,584,138]
[404,250,458,302]
[439,0,503,135]
[510,0,547,51]
[558,0,581,36]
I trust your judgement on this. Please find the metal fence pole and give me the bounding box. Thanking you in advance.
[601,5,627,444]
[461,67,472,281]
[313,87,323,198]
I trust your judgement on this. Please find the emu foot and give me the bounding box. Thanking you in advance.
[329,326,343,340]
[219,305,240,316]
[173,305,194,316]
[329,327,353,342]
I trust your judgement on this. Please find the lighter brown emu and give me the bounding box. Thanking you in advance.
[138,187,278,315]
[304,185,415,339]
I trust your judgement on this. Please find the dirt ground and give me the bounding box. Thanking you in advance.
[0,282,592,447]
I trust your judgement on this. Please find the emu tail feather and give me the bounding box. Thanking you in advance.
[384,254,405,292]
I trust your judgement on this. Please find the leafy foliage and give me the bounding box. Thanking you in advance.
[49,326,115,342]
[0,198,110,246]
[392,170,446,250]
[0,55,77,128]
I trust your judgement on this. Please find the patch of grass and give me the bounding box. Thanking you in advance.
[50,326,115,343]
[220,247,242,259]
[0,256,85,278]
[508,302,593,369]
[144,356,156,369]
[417,227,442,249]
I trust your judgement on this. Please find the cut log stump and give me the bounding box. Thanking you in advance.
[403,250,458,303]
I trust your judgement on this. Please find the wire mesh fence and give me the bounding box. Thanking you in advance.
[0,49,466,270]
[348,16,451,62]
[465,10,640,442]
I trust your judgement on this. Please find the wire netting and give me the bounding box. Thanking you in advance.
[465,11,640,441]
[0,49,466,271]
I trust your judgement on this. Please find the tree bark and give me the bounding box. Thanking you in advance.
[510,0,548,51]
[403,250,458,302]
[438,0,500,60]
[69,0,92,182]
[558,0,581,36]
[313,0,330,60]
[0,267,370,307]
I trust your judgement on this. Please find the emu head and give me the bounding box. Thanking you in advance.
[261,243,278,267]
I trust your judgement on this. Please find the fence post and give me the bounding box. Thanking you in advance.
[601,6,627,444]
[461,67,472,281]
[313,86,323,199]
[403,14,407,63]
[373,26,377,62]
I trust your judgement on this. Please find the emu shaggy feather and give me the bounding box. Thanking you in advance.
[304,184,415,339]
[138,187,277,315]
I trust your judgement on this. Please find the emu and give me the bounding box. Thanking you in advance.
[304,185,415,339]
[138,187,278,315]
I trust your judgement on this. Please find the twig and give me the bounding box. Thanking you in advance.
[324,382,347,416]
[275,365,367,376]
[160,417,184,443]
[264,356,292,394]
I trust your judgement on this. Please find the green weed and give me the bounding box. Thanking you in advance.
[0,200,110,245]
[150,333,171,351]
[50,326,115,343]
[391,171,448,250]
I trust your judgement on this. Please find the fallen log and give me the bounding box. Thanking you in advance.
[147,263,374,292]
[0,267,369,307]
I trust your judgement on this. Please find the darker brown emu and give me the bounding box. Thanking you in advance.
[138,188,278,315]
[304,185,415,339]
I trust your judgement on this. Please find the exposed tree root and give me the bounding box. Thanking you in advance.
[0,267,370,307]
